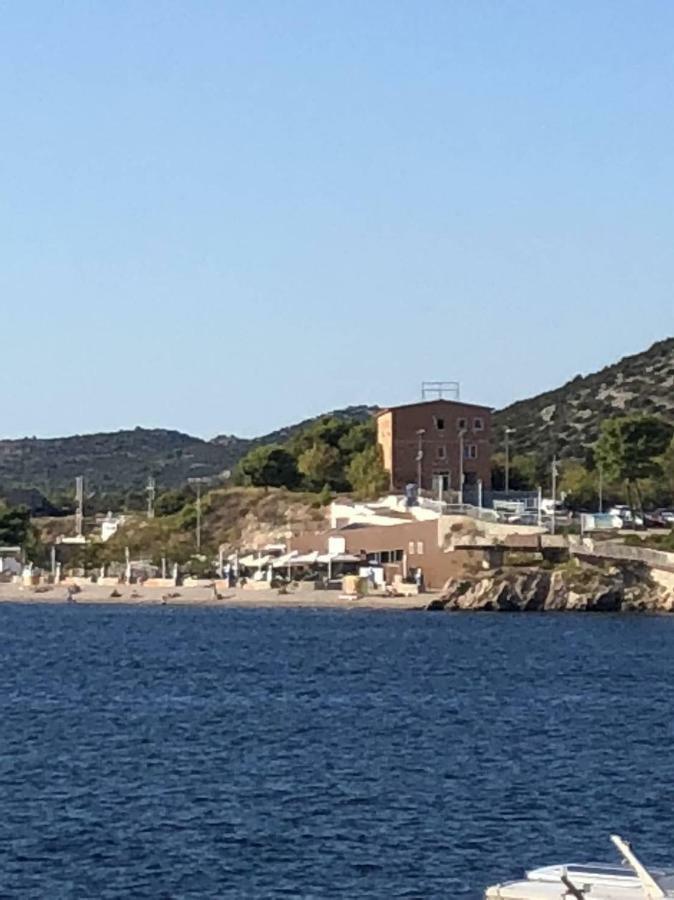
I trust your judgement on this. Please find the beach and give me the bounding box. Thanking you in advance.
[0,581,431,611]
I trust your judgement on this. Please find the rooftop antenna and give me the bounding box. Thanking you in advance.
[421,381,460,401]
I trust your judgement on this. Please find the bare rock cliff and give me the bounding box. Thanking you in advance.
[434,564,674,613]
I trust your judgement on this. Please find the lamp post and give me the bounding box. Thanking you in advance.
[458,428,466,505]
[504,427,515,493]
[188,477,212,553]
[416,429,425,493]
[551,456,559,536]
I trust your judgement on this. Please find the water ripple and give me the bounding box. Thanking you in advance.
[0,605,673,898]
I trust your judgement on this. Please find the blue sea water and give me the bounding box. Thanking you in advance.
[0,604,673,899]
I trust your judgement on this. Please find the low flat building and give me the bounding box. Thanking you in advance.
[376,399,492,497]
[291,518,497,591]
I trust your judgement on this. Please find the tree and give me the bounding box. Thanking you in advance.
[662,436,674,502]
[155,489,189,517]
[287,416,352,458]
[234,445,300,489]
[347,445,390,499]
[297,442,342,491]
[558,460,598,510]
[490,452,545,491]
[594,415,674,515]
[338,419,377,459]
[0,505,33,547]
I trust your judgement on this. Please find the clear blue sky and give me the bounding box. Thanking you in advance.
[2,1,673,439]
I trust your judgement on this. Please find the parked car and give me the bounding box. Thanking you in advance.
[607,505,644,528]
[643,512,670,529]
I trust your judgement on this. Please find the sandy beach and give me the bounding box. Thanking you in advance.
[0,581,432,611]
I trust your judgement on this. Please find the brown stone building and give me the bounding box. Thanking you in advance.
[376,399,492,494]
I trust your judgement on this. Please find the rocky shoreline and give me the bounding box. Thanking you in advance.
[432,561,674,613]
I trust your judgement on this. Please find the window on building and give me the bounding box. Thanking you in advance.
[464,444,478,459]
[436,445,447,460]
[457,417,467,431]
[474,417,484,431]
[416,541,424,554]
[434,416,445,431]
[379,549,405,563]
[408,541,415,555]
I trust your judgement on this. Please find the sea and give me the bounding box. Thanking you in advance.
[1,603,673,899]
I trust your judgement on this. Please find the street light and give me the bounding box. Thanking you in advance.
[551,456,559,536]
[504,427,515,493]
[188,477,212,553]
[416,429,425,493]
[458,428,466,505]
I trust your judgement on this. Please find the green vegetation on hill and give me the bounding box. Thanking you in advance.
[0,504,33,548]
[3,337,674,520]
[0,406,377,507]
[38,487,328,573]
[495,337,674,459]
[491,412,674,512]
[233,416,388,499]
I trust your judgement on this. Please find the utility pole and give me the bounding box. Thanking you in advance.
[598,465,603,514]
[416,429,425,493]
[458,428,466,505]
[504,427,515,493]
[551,456,559,535]
[188,477,211,553]
[196,481,202,553]
[75,476,84,538]
[146,476,156,519]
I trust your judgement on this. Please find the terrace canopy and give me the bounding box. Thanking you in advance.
[238,553,271,568]
[316,552,361,579]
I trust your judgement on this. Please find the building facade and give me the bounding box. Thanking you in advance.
[376,399,492,495]
[290,518,500,590]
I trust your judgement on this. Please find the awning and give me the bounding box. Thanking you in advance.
[291,551,320,565]
[316,553,361,564]
[238,554,271,568]
[271,551,300,568]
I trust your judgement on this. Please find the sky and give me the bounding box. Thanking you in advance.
[2,1,673,439]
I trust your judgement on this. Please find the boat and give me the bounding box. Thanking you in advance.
[485,835,674,899]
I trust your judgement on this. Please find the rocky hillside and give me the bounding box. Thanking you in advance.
[73,487,328,565]
[494,337,674,458]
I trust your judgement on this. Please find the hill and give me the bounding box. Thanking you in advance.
[0,406,376,496]
[3,336,674,500]
[494,337,674,458]
[211,405,376,452]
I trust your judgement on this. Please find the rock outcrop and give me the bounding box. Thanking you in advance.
[434,562,674,613]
